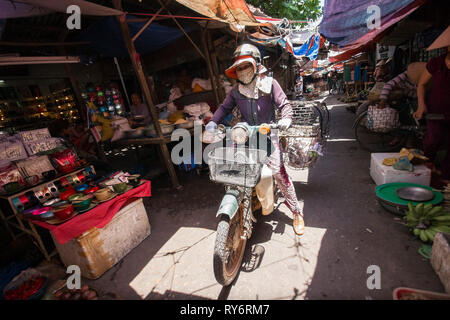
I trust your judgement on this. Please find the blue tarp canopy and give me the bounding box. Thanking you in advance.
[319,0,425,47]
[75,16,189,57]
[293,34,320,60]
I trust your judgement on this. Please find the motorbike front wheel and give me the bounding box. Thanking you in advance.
[213,202,247,286]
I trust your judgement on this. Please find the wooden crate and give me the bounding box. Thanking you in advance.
[52,198,151,279]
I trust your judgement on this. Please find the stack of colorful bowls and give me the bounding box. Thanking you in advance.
[71,194,94,212]
[53,204,74,220]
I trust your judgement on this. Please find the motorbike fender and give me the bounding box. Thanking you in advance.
[216,189,242,220]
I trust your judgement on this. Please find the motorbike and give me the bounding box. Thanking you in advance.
[203,122,280,286]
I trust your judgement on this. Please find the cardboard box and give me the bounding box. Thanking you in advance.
[53,198,151,279]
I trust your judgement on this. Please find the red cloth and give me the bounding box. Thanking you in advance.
[32,180,151,244]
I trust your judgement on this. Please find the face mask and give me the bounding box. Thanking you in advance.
[236,66,255,85]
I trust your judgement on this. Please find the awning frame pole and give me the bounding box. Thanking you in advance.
[157,0,206,60]
[131,7,164,42]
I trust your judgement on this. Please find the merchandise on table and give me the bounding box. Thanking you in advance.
[0,126,89,196]
[17,171,144,225]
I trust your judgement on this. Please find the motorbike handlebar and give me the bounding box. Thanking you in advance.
[217,123,278,135]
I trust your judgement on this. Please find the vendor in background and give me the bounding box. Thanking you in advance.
[373,58,392,82]
[129,93,151,127]
[49,119,95,157]
[414,26,450,188]
[295,72,304,96]
[327,71,334,93]
[50,118,114,176]
[378,63,422,108]
[355,62,423,118]
[176,69,193,94]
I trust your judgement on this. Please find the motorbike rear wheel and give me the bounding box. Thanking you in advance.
[213,201,247,286]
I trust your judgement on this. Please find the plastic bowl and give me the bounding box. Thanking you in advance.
[73,198,92,211]
[29,207,54,221]
[84,186,99,195]
[59,188,76,201]
[112,182,127,193]
[75,184,89,192]
[38,210,55,221]
[43,198,61,207]
[67,193,84,202]
[53,204,74,220]
[50,200,69,208]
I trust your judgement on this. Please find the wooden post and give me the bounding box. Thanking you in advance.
[207,30,225,102]
[201,27,220,106]
[113,0,180,189]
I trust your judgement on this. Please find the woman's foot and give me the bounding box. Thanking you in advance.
[293,214,305,236]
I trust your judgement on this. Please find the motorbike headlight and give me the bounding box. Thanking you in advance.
[231,126,249,145]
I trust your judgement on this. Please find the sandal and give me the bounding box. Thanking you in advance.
[293,214,305,236]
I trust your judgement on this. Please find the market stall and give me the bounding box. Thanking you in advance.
[0,125,152,269]
[0,2,160,285]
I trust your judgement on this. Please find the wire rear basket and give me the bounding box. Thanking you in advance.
[279,126,323,170]
[276,100,328,170]
[208,148,268,187]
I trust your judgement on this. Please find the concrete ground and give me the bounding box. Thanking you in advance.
[85,94,444,300]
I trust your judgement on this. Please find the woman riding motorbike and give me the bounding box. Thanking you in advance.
[206,43,305,236]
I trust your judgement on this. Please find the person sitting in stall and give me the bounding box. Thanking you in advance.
[129,93,152,127]
[176,68,193,95]
[413,26,450,189]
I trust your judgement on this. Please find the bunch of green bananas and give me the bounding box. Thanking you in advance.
[405,203,450,243]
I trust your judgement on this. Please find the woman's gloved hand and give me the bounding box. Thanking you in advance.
[205,121,218,132]
[277,118,292,131]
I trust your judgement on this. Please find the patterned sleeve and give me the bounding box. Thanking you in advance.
[379,71,407,101]
[272,79,293,120]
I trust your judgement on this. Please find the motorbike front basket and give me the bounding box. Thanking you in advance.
[208,147,267,188]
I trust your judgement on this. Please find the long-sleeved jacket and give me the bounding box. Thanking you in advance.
[210,78,293,126]
[379,71,417,101]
